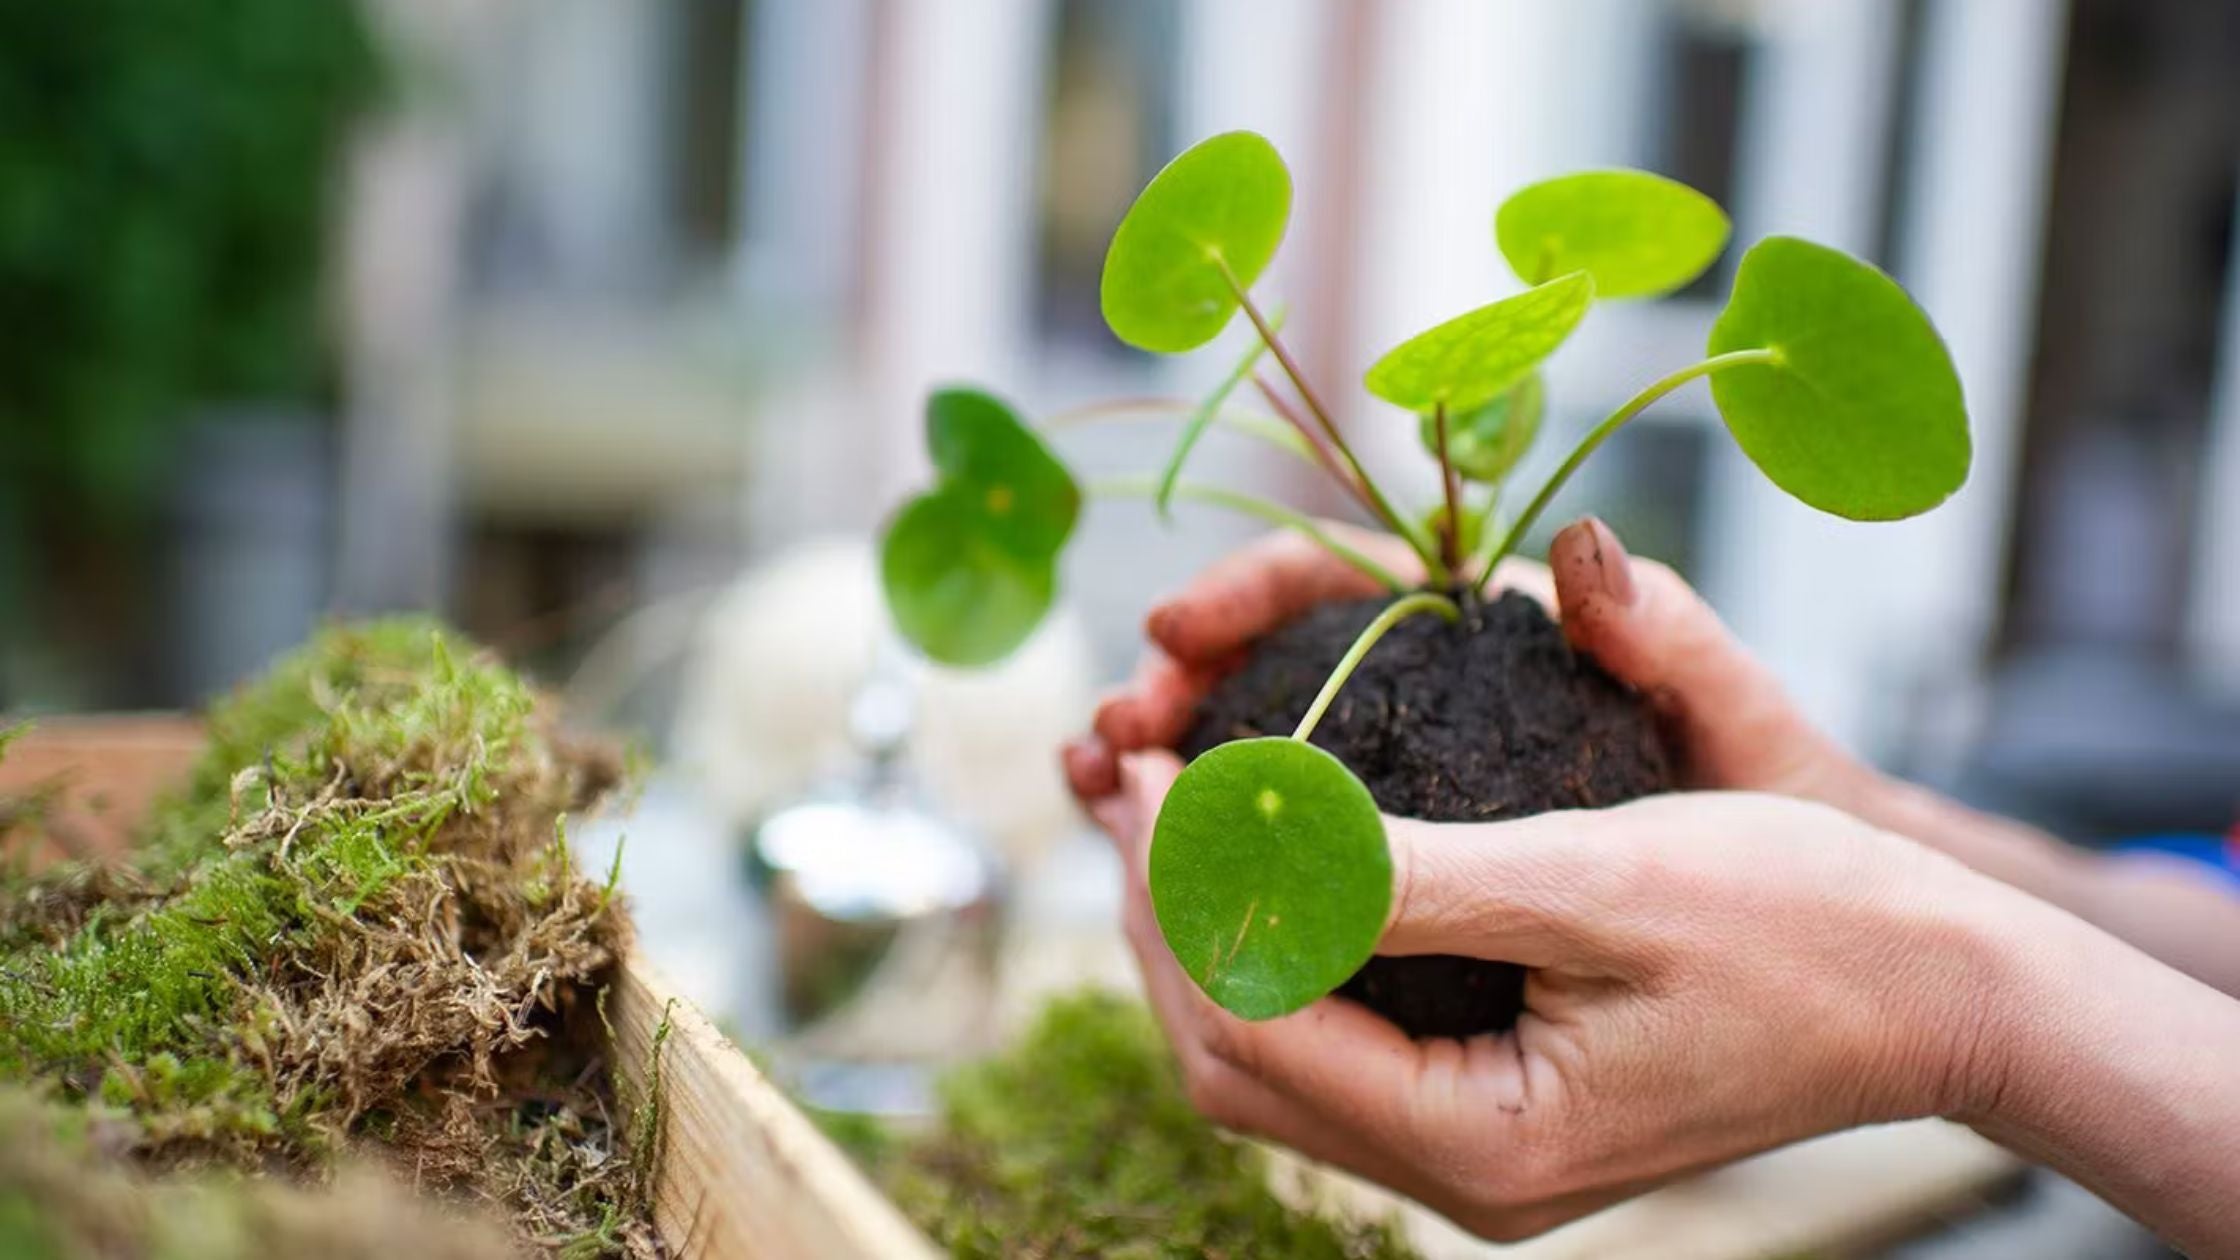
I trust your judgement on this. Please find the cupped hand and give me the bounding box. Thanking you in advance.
[1087,755,2016,1240]
[1061,517,1870,809]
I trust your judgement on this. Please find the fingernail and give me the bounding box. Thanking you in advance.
[1093,695,1136,747]
[1144,604,1180,649]
[1581,516,1636,606]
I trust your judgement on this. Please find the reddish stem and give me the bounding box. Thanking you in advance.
[1433,399,1464,578]
[1253,374,1374,512]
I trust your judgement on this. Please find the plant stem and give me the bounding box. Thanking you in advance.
[1041,397,1321,469]
[1156,304,1287,516]
[1041,395,1181,426]
[1474,347,1781,593]
[1252,374,1372,508]
[1090,476,1408,593]
[1433,399,1464,577]
[1292,592,1461,742]
[1210,255,1433,572]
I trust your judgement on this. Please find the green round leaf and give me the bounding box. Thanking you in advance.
[1418,371,1545,485]
[1100,131,1293,353]
[1707,236,1970,521]
[1364,272,1592,416]
[880,387,1080,666]
[1496,169,1730,298]
[1150,739,1390,1021]
[881,491,1057,668]
[925,387,1080,558]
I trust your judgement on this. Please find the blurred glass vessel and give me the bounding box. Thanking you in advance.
[746,660,1004,1114]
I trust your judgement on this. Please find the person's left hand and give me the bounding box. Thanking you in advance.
[1062,517,1865,812]
[1082,755,2021,1241]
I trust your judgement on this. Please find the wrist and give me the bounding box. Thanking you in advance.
[1854,853,2041,1124]
[1946,883,2240,1136]
[1837,770,2105,922]
[1947,894,2240,1252]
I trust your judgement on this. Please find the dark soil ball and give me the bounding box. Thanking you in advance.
[1177,590,1673,1038]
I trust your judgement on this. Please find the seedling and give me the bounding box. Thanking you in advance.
[881,131,1968,1023]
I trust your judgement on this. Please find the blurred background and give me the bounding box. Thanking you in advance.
[8,0,2240,1253]
[11,0,2240,847]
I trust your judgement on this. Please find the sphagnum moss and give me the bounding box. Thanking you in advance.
[831,992,1417,1260]
[0,619,659,1257]
[0,1086,516,1260]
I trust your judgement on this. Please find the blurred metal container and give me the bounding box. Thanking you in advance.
[745,667,1004,1115]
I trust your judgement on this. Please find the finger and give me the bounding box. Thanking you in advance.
[1195,1000,1670,1242]
[1187,982,1727,1243]
[1094,749,1184,869]
[1092,653,1217,753]
[1379,812,1649,971]
[1481,555,1556,611]
[1062,736,1118,802]
[1179,1052,1455,1210]
[1105,816,1449,1200]
[1147,527,1422,665]
[1550,517,1846,793]
[1199,993,1523,1158]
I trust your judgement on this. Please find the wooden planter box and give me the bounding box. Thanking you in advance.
[1,718,938,1260]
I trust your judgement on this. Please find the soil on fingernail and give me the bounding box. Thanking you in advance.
[1178,589,1672,1039]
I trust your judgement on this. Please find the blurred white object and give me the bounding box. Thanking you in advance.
[747,684,1005,1110]
[671,536,1094,869]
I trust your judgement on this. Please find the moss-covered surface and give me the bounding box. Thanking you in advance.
[0,620,660,1257]
[0,1085,515,1260]
[828,991,1416,1259]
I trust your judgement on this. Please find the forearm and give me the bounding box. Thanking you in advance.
[1850,772,2240,998]
[1960,895,2240,1256]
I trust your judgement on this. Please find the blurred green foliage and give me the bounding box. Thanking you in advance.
[0,0,382,518]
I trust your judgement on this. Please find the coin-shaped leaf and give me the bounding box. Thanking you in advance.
[1496,169,1730,298]
[1707,236,1970,521]
[925,387,1080,559]
[881,492,1057,668]
[1418,371,1545,485]
[1100,131,1293,353]
[1364,272,1592,417]
[1150,738,1391,1021]
[881,388,1080,666]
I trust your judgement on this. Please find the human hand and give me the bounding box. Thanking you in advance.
[1087,757,2018,1240]
[1062,517,1872,809]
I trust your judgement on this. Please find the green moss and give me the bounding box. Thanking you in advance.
[847,992,1415,1259]
[0,619,652,1255]
[0,620,544,1159]
[0,1085,514,1260]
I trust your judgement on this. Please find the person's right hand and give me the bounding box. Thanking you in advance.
[1085,750,2055,1242]
[1063,516,1876,813]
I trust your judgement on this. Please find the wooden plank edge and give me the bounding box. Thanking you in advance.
[608,950,938,1260]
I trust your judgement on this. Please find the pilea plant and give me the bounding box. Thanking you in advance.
[881,131,1968,1030]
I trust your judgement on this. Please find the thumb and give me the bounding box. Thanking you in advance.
[1091,750,1184,869]
[1550,516,1841,792]
[1379,811,1646,971]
